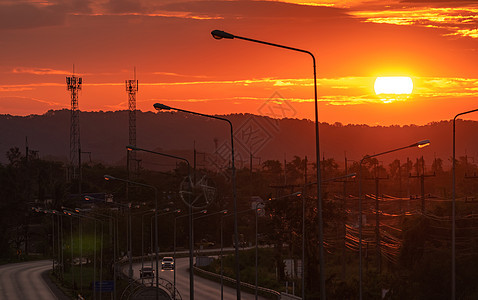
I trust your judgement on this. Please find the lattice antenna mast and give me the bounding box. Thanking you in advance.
[66,65,82,179]
[126,67,138,175]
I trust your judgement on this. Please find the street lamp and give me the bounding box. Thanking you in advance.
[452,109,478,300]
[32,208,59,278]
[63,209,105,300]
[126,145,196,300]
[84,194,129,298]
[48,209,64,281]
[220,213,226,300]
[193,209,228,221]
[136,208,160,285]
[104,174,160,299]
[193,209,228,251]
[191,208,230,300]
[153,102,242,300]
[75,207,117,298]
[222,206,263,298]
[210,29,324,299]
[174,209,207,299]
[146,209,181,286]
[254,203,264,300]
[358,139,430,300]
[127,145,190,169]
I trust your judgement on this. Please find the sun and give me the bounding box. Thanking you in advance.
[374,76,413,103]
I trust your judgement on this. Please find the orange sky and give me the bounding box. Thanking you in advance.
[0,0,477,125]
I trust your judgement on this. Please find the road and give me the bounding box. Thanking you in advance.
[131,257,268,300]
[0,260,67,300]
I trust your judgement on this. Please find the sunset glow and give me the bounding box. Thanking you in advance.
[0,0,476,125]
[2,2,478,299]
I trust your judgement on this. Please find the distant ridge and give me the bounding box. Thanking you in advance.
[0,109,476,168]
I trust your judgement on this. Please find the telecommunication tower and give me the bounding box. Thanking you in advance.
[126,68,138,176]
[66,67,82,180]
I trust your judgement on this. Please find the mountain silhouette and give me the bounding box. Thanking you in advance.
[1,109,476,170]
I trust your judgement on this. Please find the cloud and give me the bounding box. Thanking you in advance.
[0,86,33,92]
[0,0,95,29]
[152,71,210,78]
[102,0,145,13]
[400,0,477,5]
[414,77,478,98]
[12,67,71,75]
[0,3,66,29]
[64,0,93,14]
[349,6,478,39]
[0,96,65,115]
[142,75,478,106]
[79,0,348,20]
[156,0,350,20]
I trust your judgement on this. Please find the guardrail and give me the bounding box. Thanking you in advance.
[280,293,302,300]
[193,266,281,299]
[120,252,286,299]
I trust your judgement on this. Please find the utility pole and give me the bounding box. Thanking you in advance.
[464,155,478,179]
[406,157,411,212]
[409,156,435,214]
[249,150,261,177]
[365,160,388,273]
[341,155,349,279]
[302,156,307,300]
[397,160,403,216]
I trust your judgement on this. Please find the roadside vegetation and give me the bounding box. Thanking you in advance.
[1,146,478,298]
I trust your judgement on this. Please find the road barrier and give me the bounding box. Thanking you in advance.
[193,265,281,299]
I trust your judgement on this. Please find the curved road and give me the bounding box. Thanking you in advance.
[0,260,67,300]
[131,257,267,300]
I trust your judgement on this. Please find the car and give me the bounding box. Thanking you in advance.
[196,238,215,248]
[140,266,154,278]
[161,257,174,270]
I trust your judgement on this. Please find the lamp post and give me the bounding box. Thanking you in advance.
[358,139,430,300]
[142,210,155,285]
[63,210,105,300]
[104,174,159,299]
[33,208,59,278]
[147,209,181,286]
[75,208,117,298]
[126,145,195,300]
[220,212,226,300]
[452,109,478,300]
[210,29,324,299]
[194,208,229,290]
[174,209,207,299]
[137,208,158,285]
[193,209,228,252]
[153,102,241,300]
[85,194,129,300]
[254,203,264,300]
[91,191,134,283]
[193,209,228,231]
[53,209,63,281]
[302,157,308,300]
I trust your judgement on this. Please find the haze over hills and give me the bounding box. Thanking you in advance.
[0,109,476,170]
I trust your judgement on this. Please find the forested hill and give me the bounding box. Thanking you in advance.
[0,109,476,169]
